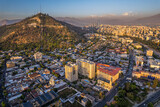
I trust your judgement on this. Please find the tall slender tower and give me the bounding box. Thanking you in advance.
[39,3,44,52]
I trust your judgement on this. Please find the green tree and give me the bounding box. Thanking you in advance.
[54,73,59,78]
[86,100,92,107]
[104,105,108,107]
[114,96,119,101]
[34,67,37,71]
[118,90,126,98]
[147,82,151,87]
[40,63,45,68]
[152,79,158,88]
[127,92,134,100]
[1,101,5,107]
[148,102,153,107]
[125,82,130,91]
[62,61,66,66]
[38,84,42,88]
[12,71,18,76]
[99,91,104,99]
[130,84,136,91]
[20,95,25,100]
[3,90,8,97]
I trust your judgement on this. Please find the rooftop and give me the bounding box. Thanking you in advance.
[28,73,40,79]
[97,63,121,76]
[77,59,95,64]
[66,62,77,67]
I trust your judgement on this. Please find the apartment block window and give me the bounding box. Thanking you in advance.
[73,69,75,75]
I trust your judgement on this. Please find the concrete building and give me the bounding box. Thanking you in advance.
[132,71,160,80]
[96,63,122,90]
[97,63,122,83]
[6,61,15,68]
[132,43,142,49]
[65,62,78,82]
[97,78,112,91]
[135,56,144,67]
[22,90,59,107]
[10,56,22,61]
[49,76,55,86]
[28,73,40,80]
[146,49,153,57]
[76,59,95,79]
[34,52,42,62]
[148,59,160,70]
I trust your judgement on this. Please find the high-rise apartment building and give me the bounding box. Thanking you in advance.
[76,59,95,79]
[65,62,78,82]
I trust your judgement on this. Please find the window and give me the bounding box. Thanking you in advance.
[73,69,75,75]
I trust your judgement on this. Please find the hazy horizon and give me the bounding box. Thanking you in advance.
[0,0,160,20]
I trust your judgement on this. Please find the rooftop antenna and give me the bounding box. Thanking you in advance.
[40,0,42,13]
[39,1,43,52]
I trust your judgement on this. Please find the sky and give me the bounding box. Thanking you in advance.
[0,0,160,20]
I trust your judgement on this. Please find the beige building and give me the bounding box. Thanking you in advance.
[135,56,144,67]
[76,59,95,79]
[10,56,22,61]
[146,49,153,57]
[132,43,142,49]
[65,62,78,82]
[6,61,15,68]
[132,71,160,80]
[97,79,113,91]
[49,76,55,86]
[34,52,43,62]
[97,63,122,83]
[96,63,121,90]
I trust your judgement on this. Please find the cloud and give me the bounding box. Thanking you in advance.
[122,12,129,16]
[122,11,136,16]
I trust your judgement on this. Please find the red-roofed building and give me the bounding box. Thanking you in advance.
[96,63,122,83]
[28,73,40,80]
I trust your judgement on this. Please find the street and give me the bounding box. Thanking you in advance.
[136,43,160,107]
[0,59,10,107]
[94,49,134,107]
[138,89,160,107]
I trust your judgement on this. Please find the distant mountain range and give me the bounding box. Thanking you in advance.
[0,13,160,27]
[0,19,21,26]
[131,14,160,25]
[56,14,160,26]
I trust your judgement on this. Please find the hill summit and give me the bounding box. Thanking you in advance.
[0,13,84,51]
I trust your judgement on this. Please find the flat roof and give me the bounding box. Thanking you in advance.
[35,90,59,106]
[35,97,43,105]
[39,95,47,102]
[22,102,33,107]
[77,59,95,64]
[44,93,52,100]
[97,63,121,76]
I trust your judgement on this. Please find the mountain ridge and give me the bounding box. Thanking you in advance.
[0,19,21,26]
[0,13,85,51]
[56,14,160,26]
[1,13,160,27]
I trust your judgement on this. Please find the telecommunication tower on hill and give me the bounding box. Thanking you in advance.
[39,3,44,52]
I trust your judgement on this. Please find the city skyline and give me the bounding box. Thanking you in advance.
[0,1,160,107]
[0,0,160,20]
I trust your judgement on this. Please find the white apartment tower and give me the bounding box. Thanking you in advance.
[76,59,95,79]
[65,62,78,82]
